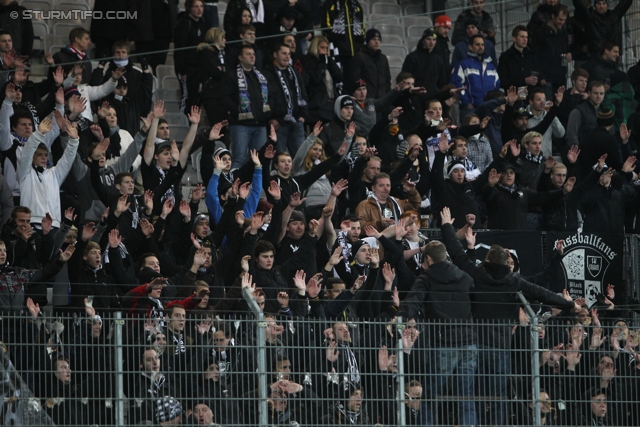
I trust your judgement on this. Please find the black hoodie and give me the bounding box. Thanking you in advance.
[440,223,575,349]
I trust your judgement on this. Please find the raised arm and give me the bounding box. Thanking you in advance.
[144,100,165,166]
[179,105,200,169]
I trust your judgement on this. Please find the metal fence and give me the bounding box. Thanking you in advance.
[1,289,639,427]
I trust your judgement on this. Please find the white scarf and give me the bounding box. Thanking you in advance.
[246,0,264,23]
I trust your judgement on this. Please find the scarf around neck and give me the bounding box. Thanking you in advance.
[245,0,264,23]
[67,45,86,60]
[524,150,544,164]
[237,64,270,120]
[275,64,306,122]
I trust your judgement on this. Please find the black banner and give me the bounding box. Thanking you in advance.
[472,231,543,277]
[546,232,624,308]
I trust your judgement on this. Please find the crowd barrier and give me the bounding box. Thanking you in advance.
[1,288,638,426]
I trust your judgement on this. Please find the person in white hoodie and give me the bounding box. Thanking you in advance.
[18,112,79,229]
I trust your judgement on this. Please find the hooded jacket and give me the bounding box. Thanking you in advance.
[451,51,500,107]
[440,223,575,349]
[398,260,475,347]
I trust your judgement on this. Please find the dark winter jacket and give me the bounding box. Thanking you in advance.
[351,46,391,99]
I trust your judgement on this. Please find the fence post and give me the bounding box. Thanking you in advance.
[395,317,406,426]
[242,286,267,427]
[517,292,540,426]
[114,311,125,427]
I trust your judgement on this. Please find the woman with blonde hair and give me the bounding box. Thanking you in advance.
[292,121,352,219]
[198,28,230,126]
[300,35,344,123]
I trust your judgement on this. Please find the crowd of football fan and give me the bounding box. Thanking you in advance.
[0,0,640,425]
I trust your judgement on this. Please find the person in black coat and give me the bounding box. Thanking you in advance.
[198,28,231,127]
[52,28,93,84]
[439,207,579,426]
[401,28,448,98]
[350,29,391,99]
[300,35,343,123]
[580,164,636,234]
[396,238,477,427]
[497,25,543,91]
[482,159,575,230]
[173,0,206,113]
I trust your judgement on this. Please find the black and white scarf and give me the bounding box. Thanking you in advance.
[156,166,175,204]
[245,0,264,23]
[524,150,544,164]
[237,64,270,120]
[498,183,523,198]
[452,156,477,172]
[217,48,226,72]
[276,65,306,122]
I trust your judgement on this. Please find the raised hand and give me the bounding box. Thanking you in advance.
[327,246,344,267]
[435,118,450,132]
[352,275,366,292]
[322,205,334,218]
[4,82,15,101]
[370,247,380,265]
[38,117,53,134]
[378,345,393,371]
[250,211,265,232]
[555,85,565,105]
[193,248,207,266]
[188,105,201,124]
[140,218,154,237]
[480,115,491,129]
[269,124,277,142]
[331,179,348,196]
[108,229,122,248]
[241,273,255,292]
[312,121,323,136]
[277,291,289,308]
[267,180,281,201]
[264,143,275,159]
[66,121,79,140]
[391,287,400,307]
[115,194,130,214]
[440,206,454,225]
[179,200,191,219]
[97,100,110,118]
[509,139,520,157]
[306,273,323,298]
[346,121,356,138]
[465,226,476,249]
[438,131,452,153]
[388,106,403,121]
[209,120,226,140]
[162,199,175,217]
[506,86,519,105]
[293,270,307,291]
[240,255,251,273]
[153,100,166,118]
[606,284,615,300]
[81,222,97,242]
[308,219,319,237]
[402,179,416,193]
[545,155,556,171]
[337,139,348,156]
[141,112,154,132]
[381,262,395,288]
[289,192,306,208]
[64,207,76,223]
[90,124,105,141]
[364,225,382,239]
[250,149,260,166]
[143,190,154,211]
[84,296,96,317]
[487,168,501,187]
[238,182,251,200]
[563,176,576,194]
[191,184,204,202]
[567,145,580,164]
[26,297,40,319]
[41,212,53,235]
[597,153,608,171]
[59,243,76,262]
[111,66,127,80]
[622,155,637,173]
[620,122,631,141]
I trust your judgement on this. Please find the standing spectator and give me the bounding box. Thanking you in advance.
[451,20,497,68]
[529,5,571,93]
[0,174,12,225]
[566,80,605,146]
[91,41,142,98]
[527,0,560,34]
[52,28,93,84]
[198,28,231,127]
[401,28,448,98]
[581,41,621,84]
[558,68,589,126]
[323,0,365,88]
[174,0,206,114]
[396,237,477,427]
[90,0,130,59]
[463,114,493,173]
[134,0,179,72]
[264,43,308,157]
[451,35,500,120]
[355,172,421,232]
[572,0,633,57]
[350,29,390,99]
[225,24,265,72]
[203,1,219,30]
[452,0,496,45]
[224,0,267,41]
[497,25,540,91]
[222,45,271,169]
[526,87,565,156]
[300,36,343,123]
[0,0,33,56]
[434,15,453,73]
[475,89,506,156]
[351,79,401,137]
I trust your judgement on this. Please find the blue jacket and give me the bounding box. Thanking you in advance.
[206,166,262,224]
[450,52,500,108]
